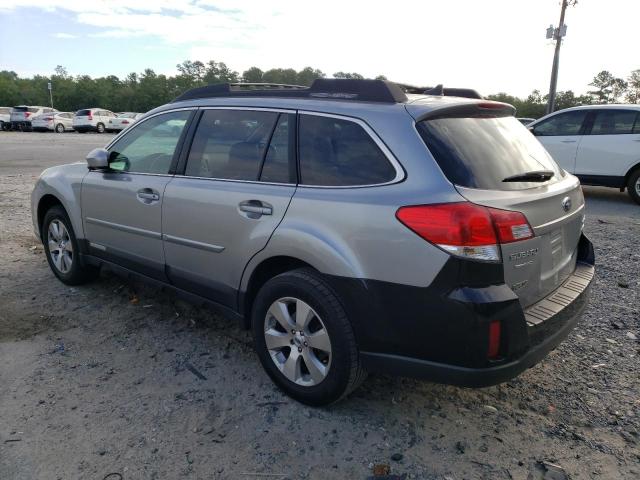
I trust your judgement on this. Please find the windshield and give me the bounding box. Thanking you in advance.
[417,116,565,191]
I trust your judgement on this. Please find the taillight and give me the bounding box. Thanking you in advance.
[122,120,129,124]
[24,112,31,118]
[88,114,93,120]
[43,116,53,122]
[395,202,533,262]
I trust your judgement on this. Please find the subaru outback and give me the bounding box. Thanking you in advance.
[31,79,595,405]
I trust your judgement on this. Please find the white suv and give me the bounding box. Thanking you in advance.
[528,105,640,204]
[73,108,117,133]
[10,106,58,131]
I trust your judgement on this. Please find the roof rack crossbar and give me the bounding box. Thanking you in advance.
[396,83,483,99]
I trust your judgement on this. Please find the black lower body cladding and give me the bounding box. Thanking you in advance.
[325,233,595,387]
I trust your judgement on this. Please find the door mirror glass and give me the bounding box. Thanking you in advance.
[86,148,109,169]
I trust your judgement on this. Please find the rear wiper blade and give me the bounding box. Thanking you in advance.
[502,170,555,182]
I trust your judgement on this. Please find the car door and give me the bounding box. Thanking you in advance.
[575,109,640,180]
[530,109,589,173]
[162,108,296,307]
[81,109,194,280]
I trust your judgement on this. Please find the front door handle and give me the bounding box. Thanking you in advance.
[136,188,160,203]
[239,200,273,217]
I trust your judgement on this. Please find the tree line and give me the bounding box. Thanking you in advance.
[0,60,638,117]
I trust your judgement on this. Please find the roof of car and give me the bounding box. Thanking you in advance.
[528,104,640,126]
[158,80,494,121]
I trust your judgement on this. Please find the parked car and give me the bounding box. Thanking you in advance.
[108,112,144,132]
[72,108,117,133]
[528,104,640,204]
[517,117,536,125]
[32,112,75,133]
[31,79,595,405]
[10,106,58,131]
[0,107,11,130]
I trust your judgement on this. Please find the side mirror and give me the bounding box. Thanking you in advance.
[528,126,536,135]
[86,148,109,170]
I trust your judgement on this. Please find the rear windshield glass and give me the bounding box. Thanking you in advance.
[118,113,137,118]
[417,116,565,191]
[76,109,91,116]
[13,106,28,112]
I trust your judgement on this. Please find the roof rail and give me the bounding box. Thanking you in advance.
[397,83,483,99]
[172,79,409,104]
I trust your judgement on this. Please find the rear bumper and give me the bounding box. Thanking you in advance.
[360,262,593,386]
[328,233,595,387]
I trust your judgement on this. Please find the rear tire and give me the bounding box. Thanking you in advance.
[96,123,105,133]
[251,268,366,406]
[627,169,640,205]
[42,206,99,285]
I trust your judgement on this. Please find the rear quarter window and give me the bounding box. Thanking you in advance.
[417,115,565,191]
[298,114,397,186]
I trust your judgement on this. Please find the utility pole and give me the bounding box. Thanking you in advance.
[546,0,576,114]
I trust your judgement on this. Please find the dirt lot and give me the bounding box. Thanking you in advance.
[1,131,639,480]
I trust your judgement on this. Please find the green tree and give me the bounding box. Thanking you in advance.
[296,67,325,86]
[625,69,640,104]
[333,72,364,79]
[588,70,628,103]
[241,67,264,83]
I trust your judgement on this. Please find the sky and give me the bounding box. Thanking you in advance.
[0,0,637,97]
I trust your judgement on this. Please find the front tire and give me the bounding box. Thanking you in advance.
[42,206,99,285]
[252,268,366,406]
[627,169,640,205]
[55,123,65,133]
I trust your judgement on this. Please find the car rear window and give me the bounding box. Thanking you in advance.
[76,109,91,116]
[13,106,28,112]
[417,116,565,191]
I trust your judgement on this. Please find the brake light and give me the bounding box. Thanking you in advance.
[88,114,93,120]
[395,202,533,262]
[24,112,31,118]
[122,120,129,124]
[43,116,53,121]
[488,320,501,359]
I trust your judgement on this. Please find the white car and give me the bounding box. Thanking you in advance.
[108,112,144,132]
[10,106,58,131]
[32,112,75,133]
[528,104,640,204]
[72,108,117,133]
[0,107,11,130]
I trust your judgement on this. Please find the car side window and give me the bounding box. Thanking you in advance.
[589,110,638,135]
[634,113,640,134]
[298,114,396,186]
[185,109,280,181]
[533,110,588,136]
[107,110,190,174]
[259,114,292,183]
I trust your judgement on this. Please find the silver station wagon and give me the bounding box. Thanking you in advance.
[31,79,595,405]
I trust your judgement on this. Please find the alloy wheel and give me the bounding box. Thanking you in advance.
[264,297,332,386]
[47,219,73,274]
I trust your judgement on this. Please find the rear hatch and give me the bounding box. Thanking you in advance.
[413,102,585,308]
[11,106,38,122]
[73,109,93,126]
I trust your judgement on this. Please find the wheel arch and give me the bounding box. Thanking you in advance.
[624,161,640,185]
[37,194,66,241]
[239,255,316,329]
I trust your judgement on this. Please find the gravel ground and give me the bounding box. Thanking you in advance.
[0,132,639,480]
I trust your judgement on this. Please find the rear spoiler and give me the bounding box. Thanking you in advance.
[413,101,516,122]
[397,83,484,99]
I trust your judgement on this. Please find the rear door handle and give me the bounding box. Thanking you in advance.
[239,200,273,216]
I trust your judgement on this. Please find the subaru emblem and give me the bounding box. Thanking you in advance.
[561,196,571,212]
